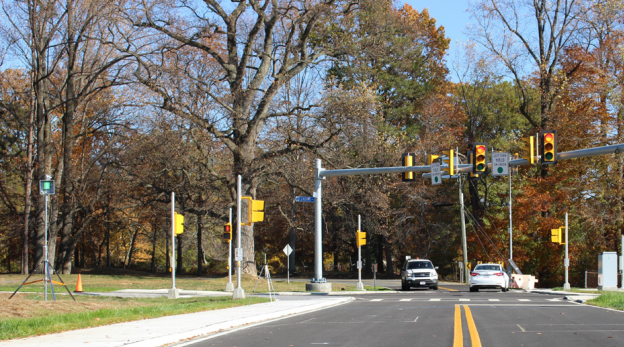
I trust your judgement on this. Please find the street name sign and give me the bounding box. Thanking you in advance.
[492,152,509,176]
[295,196,315,203]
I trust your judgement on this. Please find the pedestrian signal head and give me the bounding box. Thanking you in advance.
[223,223,232,242]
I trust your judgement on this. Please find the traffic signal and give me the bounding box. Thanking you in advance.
[466,150,478,178]
[473,143,488,173]
[428,154,439,165]
[442,150,454,176]
[174,212,184,235]
[520,136,535,164]
[242,197,265,225]
[223,223,232,242]
[541,130,557,165]
[356,230,366,247]
[401,153,415,182]
[551,228,560,243]
[551,227,565,244]
[39,180,55,195]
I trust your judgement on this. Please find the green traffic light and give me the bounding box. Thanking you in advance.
[545,152,553,160]
[477,164,485,171]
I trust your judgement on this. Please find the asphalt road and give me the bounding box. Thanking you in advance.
[183,283,624,347]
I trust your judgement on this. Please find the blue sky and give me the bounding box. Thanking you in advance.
[403,0,473,64]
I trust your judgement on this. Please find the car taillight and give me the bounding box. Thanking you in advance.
[495,272,504,276]
[470,272,478,276]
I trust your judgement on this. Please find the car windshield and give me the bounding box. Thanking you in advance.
[475,265,501,271]
[407,261,433,269]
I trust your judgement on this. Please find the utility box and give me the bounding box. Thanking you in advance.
[598,252,618,291]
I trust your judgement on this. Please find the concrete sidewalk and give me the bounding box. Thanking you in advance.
[0,296,353,347]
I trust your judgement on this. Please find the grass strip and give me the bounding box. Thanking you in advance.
[587,291,624,311]
[0,296,268,341]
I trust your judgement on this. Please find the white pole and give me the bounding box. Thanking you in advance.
[314,159,323,282]
[564,212,570,290]
[509,162,513,262]
[171,192,176,289]
[232,175,245,299]
[356,215,364,290]
[44,194,48,301]
[287,253,290,284]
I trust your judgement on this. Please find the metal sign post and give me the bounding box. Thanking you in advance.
[356,215,364,291]
[168,192,179,299]
[233,175,245,299]
[283,244,293,284]
[564,213,570,290]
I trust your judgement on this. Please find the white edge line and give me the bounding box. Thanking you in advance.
[173,297,355,347]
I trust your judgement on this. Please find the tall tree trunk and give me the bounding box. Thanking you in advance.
[151,221,158,273]
[197,214,203,276]
[385,236,394,278]
[126,227,139,269]
[376,234,385,273]
[22,72,35,274]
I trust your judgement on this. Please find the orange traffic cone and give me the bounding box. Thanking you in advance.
[75,274,83,292]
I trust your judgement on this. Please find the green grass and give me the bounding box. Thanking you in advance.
[0,294,268,341]
[551,287,599,294]
[587,291,624,311]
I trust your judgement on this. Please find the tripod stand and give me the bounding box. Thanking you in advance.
[9,192,74,301]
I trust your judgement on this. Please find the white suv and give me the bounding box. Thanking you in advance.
[401,259,439,290]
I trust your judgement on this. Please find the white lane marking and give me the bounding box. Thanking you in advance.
[414,316,419,322]
[400,299,412,302]
[488,299,500,301]
[370,299,383,301]
[429,298,441,301]
[311,343,329,345]
[459,299,470,301]
[517,324,526,332]
[518,299,531,301]
[546,298,561,301]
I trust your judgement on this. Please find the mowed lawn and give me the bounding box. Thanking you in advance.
[0,273,381,293]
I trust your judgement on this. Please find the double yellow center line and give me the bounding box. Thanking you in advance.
[454,305,482,347]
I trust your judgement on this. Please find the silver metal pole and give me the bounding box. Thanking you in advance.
[314,159,323,282]
[44,194,48,301]
[229,208,232,284]
[459,176,468,283]
[356,214,364,290]
[564,212,570,290]
[621,233,624,289]
[509,164,513,262]
[171,192,176,289]
[232,175,245,299]
[237,176,242,287]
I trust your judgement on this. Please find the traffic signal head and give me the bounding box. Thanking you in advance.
[473,143,488,173]
[427,154,439,165]
[520,136,535,164]
[242,197,265,225]
[401,153,415,181]
[174,213,184,235]
[356,230,366,247]
[551,228,561,244]
[541,130,557,165]
[442,150,454,176]
[223,223,232,242]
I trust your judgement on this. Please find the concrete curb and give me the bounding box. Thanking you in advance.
[0,297,354,347]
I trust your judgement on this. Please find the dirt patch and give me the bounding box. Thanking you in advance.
[0,293,143,319]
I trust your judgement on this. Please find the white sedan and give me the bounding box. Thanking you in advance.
[469,263,509,292]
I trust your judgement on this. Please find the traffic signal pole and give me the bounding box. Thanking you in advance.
[168,192,179,299]
[564,213,570,290]
[459,176,469,283]
[356,215,364,291]
[509,165,513,262]
[233,175,245,299]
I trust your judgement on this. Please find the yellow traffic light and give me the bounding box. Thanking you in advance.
[473,143,488,173]
[401,153,415,182]
[541,130,557,165]
[551,227,565,244]
[174,212,184,235]
[428,154,439,165]
[442,150,454,176]
[521,136,535,164]
[223,223,232,242]
[356,230,366,247]
[242,197,265,225]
